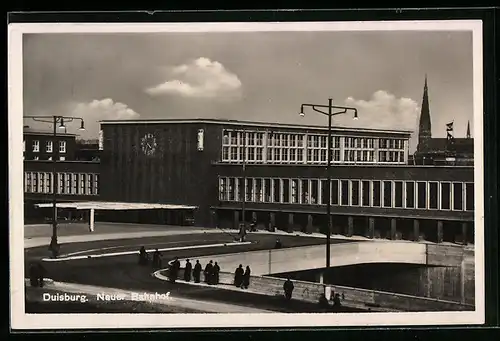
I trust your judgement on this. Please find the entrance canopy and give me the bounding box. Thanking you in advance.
[34,201,198,211]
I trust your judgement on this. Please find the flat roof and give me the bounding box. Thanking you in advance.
[34,201,197,210]
[99,118,413,135]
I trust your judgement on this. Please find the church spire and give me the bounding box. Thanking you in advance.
[417,74,432,152]
[466,120,471,138]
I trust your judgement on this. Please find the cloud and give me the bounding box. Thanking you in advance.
[145,57,242,100]
[24,98,140,140]
[340,91,421,152]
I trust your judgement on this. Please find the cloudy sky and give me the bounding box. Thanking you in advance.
[23,29,474,152]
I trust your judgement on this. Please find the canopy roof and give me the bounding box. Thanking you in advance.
[34,201,197,211]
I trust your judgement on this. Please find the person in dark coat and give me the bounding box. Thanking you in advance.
[283,278,294,300]
[29,263,39,287]
[152,249,162,269]
[169,257,181,283]
[213,262,221,284]
[234,264,244,287]
[193,260,202,283]
[333,293,342,307]
[241,266,251,289]
[204,260,214,284]
[37,262,46,288]
[184,259,192,282]
[139,246,148,265]
[274,238,282,249]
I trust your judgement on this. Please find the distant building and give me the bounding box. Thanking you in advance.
[23,126,100,223]
[413,76,474,166]
[75,139,101,162]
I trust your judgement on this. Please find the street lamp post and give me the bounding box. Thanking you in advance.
[24,115,85,258]
[299,99,358,274]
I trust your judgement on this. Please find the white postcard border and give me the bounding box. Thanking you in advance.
[8,19,485,329]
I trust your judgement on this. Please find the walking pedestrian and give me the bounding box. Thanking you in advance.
[204,260,214,284]
[213,262,220,285]
[184,259,192,282]
[283,277,294,300]
[152,249,162,269]
[234,264,244,287]
[241,266,251,289]
[193,260,202,283]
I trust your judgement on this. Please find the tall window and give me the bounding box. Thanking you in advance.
[394,181,403,208]
[228,178,236,201]
[46,141,53,153]
[340,180,349,206]
[440,182,451,210]
[59,141,66,153]
[405,181,415,208]
[59,173,65,194]
[417,182,427,209]
[465,183,474,211]
[331,179,339,205]
[351,180,360,206]
[383,181,393,208]
[80,173,86,195]
[453,182,464,210]
[264,178,271,202]
[45,173,51,193]
[255,178,263,202]
[301,179,309,204]
[282,179,290,203]
[32,140,40,152]
[39,173,45,193]
[273,179,281,203]
[320,180,328,205]
[290,179,298,203]
[361,181,370,206]
[73,173,79,195]
[310,179,319,204]
[94,174,100,195]
[219,177,228,200]
[429,182,439,209]
[372,181,381,207]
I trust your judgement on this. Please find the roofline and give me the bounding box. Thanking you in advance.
[24,131,77,137]
[212,162,475,169]
[99,118,413,135]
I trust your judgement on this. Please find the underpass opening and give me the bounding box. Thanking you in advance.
[352,216,368,237]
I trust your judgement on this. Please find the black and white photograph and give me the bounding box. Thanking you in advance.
[9,20,484,329]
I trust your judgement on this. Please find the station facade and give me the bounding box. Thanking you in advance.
[99,118,475,244]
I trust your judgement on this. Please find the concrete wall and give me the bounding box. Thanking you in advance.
[165,269,473,312]
[180,242,433,276]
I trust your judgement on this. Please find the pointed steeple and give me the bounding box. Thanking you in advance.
[417,74,432,152]
[466,120,471,139]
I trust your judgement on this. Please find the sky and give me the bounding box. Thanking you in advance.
[22,29,474,152]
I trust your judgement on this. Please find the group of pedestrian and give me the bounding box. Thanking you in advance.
[203,260,221,285]
[29,262,46,288]
[233,264,251,289]
[181,259,203,283]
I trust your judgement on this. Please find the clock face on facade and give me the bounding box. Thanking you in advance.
[140,133,157,156]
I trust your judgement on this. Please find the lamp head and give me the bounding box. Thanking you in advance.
[353,109,359,121]
[79,120,86,131]
[299,106,305,117]
[58,118,66,129]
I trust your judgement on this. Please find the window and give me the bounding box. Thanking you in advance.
[394,181,403,208]
[87,174,93,195]
[59,141,66,153]
[59,173,65,194]
[417,182,427,209]
[320,180,328,205]
[361,181,370,206]
[406,181,415,208]
[264,178,271,202]
[372,181,381,207]
[72,173,79,195]
[282,179,290,203]
[341,180,349,206]
[59,156,66,161]
[39,173,45,193]
[301,179,309,204]
[45,173,51,193]
[383,181,393,208]
[273,179,281,203]
[80,173,86,195]
[440,182,451,210]
[310,180,319,204]
[351,180,360,206]
[453,182,464,210]
[66,173,72,194]
[429,182,439,209]
[290,179,298,203]
[32,140,40,152]
[255,178,263,202]
[465,183,474,211]
[23,140,26,152]
[331,179,339,205]
[46,141,53,153]
[228,178,236,201]
[32,173,38,193]
[94,174,99,195]
[219,178,227,200]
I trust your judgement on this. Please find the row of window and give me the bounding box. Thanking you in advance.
[219,177,474,212]
[24,140,67,153]
[221,130,407,164]
[24,172,99,195]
